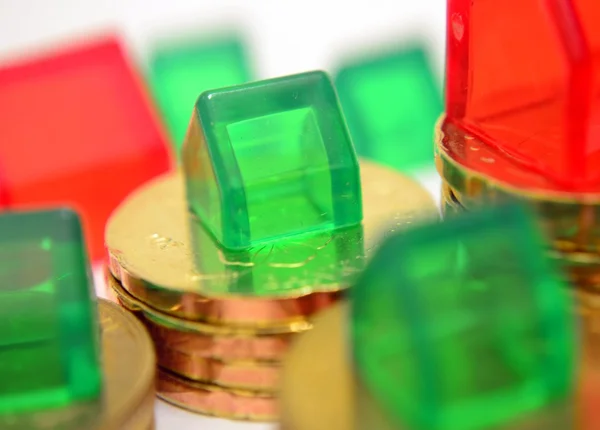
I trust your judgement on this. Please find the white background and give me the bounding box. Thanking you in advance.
[0,0,445,428]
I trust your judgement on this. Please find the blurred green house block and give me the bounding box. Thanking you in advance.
[183,70,363,250]
[0,209,101,414]
[335,46,442,171]
[148,36,252,157]
[351,204,576,430]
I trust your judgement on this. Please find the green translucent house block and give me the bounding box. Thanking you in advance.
[335,46,442,171]
[0,209,101,414]
[183,70,363,250]
[148,35,252,157]
[351,204,575,430]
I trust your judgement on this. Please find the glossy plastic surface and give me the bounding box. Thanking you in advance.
[352,204,576,430]
[445,0,600,192]
[183,71,363,250]
[0,209,101,414]
[336,46,442,171]
[148,35,252,157]
[0,37,171,259]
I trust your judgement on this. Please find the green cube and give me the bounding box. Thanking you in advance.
[0,209,101,414]
[335,47,442,171]
[351,204,575,430]
[183,70,363,250]
[148,36,252,156]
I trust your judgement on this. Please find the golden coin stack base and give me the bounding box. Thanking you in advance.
[435,118,600,365]
[104,161,438,421]
[106,272,310,421]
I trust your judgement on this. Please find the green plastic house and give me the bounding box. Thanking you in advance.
[351,204,576,430]
[183,70,363,250]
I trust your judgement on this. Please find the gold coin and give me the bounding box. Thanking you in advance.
[105,160,437,326]
[279,302,352,430]
[97,298,156,430]
[442,173,600,291]
[279,301,394,430]
[442,174,600,292]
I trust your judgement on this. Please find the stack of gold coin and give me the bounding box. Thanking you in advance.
[435,118,600,366]
[104,159,437,421]
[437,119,600,281]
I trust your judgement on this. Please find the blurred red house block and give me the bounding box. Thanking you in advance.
[0,36,172,260]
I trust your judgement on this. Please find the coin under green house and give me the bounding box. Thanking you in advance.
[335,47,442,171]
[351,204,575,430]
[183,70,363,250]
[0,209,101,414]
[148,35,252,156]
[190,217,365,296]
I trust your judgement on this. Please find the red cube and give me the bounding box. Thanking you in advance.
[445,0,600,192]
[0,36,172,259]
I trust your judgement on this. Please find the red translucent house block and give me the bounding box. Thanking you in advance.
[0,37,172,260]
[444,0,600,193]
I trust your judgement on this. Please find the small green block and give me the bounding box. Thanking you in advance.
[351,204,575,430]
[148,36,252,157]
[335,46,442,171]
[0,209,101,414]
[183,70,363,250]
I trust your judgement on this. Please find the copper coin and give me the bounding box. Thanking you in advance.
[106,269,311,334]
[106,272,298,362]
[143,317,291,362]
[156,345,280,392]
[156,368,277,422]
